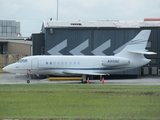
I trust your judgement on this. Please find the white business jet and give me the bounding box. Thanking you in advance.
[3,30,156,83]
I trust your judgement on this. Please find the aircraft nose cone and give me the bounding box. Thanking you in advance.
[2,64,19,73]
[2,66,8,72]
[2,65,13,73]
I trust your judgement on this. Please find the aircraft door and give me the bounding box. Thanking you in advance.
[31,58,39,73]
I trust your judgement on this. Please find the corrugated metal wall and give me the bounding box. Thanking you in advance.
[140,27,159,75]
[45,28,140,56]
[32,33,45,55]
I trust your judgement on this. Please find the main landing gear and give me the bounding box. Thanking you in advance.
[81,75,87,83]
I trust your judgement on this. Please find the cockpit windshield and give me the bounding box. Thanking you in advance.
[17,59,28,63]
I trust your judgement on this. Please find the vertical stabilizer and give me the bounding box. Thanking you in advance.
[115,30,151,58]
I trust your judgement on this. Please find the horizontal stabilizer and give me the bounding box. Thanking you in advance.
[128,50,157,55]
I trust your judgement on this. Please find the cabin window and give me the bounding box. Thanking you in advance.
[43,61,80,65]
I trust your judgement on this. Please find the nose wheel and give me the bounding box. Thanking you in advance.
[27,70,31,84]
[27,80,30,84]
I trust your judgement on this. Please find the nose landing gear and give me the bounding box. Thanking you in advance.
[27,69,31,84]
[27,79,30,83]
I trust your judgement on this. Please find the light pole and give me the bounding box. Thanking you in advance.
[57,0,59,21]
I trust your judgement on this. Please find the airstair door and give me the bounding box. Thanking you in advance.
[31,58,39,73]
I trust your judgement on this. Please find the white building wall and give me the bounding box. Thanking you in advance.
[0,20,20,37]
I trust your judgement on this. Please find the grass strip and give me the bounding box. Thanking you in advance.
[0,84,160,120]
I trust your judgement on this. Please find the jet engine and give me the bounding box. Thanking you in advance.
[102,56,130,67]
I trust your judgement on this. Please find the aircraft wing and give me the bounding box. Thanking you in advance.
[63,70,106,75]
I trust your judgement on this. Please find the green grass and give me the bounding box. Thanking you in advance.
[0,84,160,120]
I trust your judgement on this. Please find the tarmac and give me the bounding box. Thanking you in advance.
[0,73,160,85]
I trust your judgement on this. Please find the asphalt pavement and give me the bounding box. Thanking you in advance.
[0,73,160,85]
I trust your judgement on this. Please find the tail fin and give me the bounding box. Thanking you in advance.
[115,30,156,58]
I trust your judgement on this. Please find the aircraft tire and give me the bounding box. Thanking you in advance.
[27,80,30,84]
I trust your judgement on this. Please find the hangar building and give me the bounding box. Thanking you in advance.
[32,19,160,76]
[0,20,32,69]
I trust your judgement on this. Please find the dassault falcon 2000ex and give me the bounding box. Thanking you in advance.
[3,30,156,83]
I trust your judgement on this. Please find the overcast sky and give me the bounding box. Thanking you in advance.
[0,0,160,37]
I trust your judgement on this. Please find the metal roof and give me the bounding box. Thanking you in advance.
[139,21,160,27]
[0,40,32,45]
[41,20,115,31]
[112,21,140,28]
[41,20,160,32]
[0,36,30,40]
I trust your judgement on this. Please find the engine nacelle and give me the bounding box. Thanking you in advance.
[102,56,130,67]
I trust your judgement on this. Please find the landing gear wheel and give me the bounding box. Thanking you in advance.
[27,80,30,84]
